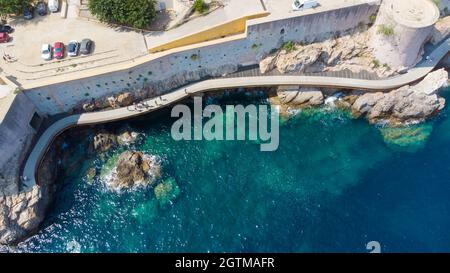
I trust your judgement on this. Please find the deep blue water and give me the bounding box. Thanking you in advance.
[17,88,450,253]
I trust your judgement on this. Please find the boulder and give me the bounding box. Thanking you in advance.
[259,55,277,74]
[117,92,134,107]
[352,69,448,125]
[92,131,117,152]
[277,86,324,106]
[82,101,96,112]
[108,151,161,190]
[116,127,138,146]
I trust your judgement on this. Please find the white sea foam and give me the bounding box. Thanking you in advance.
[66,239,81,253]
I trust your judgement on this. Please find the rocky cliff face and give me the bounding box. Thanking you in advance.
[259,27,394,78]
[0,144,58,245]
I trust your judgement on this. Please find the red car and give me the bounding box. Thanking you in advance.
[53,42,64,59]
[0,33,10,43]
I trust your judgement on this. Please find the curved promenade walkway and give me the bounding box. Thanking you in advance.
[22,38,450,190]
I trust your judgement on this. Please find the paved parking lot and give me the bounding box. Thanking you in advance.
[0,13,148,84]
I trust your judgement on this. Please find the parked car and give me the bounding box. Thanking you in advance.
[292,0,318,11]
[54,42,64,59]
[0,33,10,43]
[48,0,59,13]
[0,25,13,34]
[80,39,93,54]
[23,6,35,20]
[67,40,79,57]
[37,1,47,16]
[41,44,52,60]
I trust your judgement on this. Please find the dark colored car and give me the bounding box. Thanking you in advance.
[23,6,35,20]
[67,40,79,57]
[80,39,93,54]
[54,42,65,59]
[37,1,47,16]
[0,25,14,34]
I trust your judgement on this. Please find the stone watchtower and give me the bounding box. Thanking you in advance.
[369,0,440,70]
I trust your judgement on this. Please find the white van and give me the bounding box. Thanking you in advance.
[48,0,59,13]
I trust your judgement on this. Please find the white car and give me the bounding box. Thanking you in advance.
[292,0,318,11]
[48,0,59,13]
[41,44,52,60]
[67,40,79,57]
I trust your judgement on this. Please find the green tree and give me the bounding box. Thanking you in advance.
[0,0,32,20]
[193,0,208,13]
[88,0,157,29]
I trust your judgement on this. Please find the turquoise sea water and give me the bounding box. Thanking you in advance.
[17,88,450,253]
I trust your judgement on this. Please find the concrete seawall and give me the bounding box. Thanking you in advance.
[0,93,39,195]
[23,2,380,116]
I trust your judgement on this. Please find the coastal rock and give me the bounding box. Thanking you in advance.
[85,167,97,183]
[0,145,58,245]
[270,86,324,118]
[379,124,433,149]
[117,92,134,107]
[107,151,161,190]
[352,69,449,125]
[352,92,385,117]
[276,86,324,107]
[275,45,323,74]
[276,86,324,106]
[413,68,449,95]
[92,131,117,152]
[259,55,277,74]
[259,27,394,78]
[116,128,138,146]
[82,101,97,112]
[0,186,49,245]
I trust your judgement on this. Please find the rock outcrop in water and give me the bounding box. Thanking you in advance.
[269,86,324,118]
[92,131,117,152]
[352,69,448,125]
[91,127,138,152]
[116,127,139,146]
[107,151,161,191]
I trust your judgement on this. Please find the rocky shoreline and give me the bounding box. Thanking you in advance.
[270,69,449,127]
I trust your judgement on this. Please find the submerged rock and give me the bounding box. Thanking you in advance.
[154,178,181,207]
[85,167,97,184]
[352,69,448,125]
[107,151,161,191]
[379,124,433,150]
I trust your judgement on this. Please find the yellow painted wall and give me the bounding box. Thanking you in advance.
[149,12,270,53]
